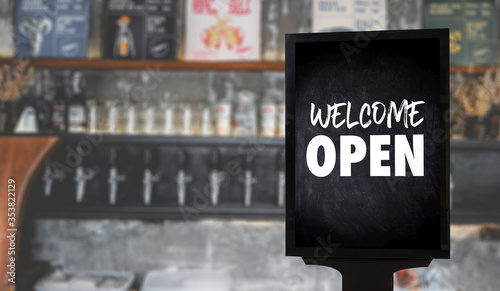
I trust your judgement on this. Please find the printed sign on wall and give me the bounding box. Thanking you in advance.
[102,0,178,60]
[184,0,261,61]
[312,0,387,32]
[286,29,450,259]
[15,0,90,58]
[425,0,498,65]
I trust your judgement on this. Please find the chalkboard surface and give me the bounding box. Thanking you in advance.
[286,30,450,259]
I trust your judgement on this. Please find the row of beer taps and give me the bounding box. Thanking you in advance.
[42,147,286,208]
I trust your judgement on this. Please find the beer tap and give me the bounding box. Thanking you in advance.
[143,148,160,205]
[108,147,127,205]
[210,148,224,206]
[176,148,192,206]
[241,153,257,207]
[42,158,65,197]
[74,148,95,203]
[277,149,286,207]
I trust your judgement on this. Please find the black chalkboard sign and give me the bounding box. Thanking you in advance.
[285,29,450,259]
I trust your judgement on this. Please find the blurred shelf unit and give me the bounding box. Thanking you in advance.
[0,58,285,71]
[0,133,285,146]
[450,139,500,150]
[0,58,496,73]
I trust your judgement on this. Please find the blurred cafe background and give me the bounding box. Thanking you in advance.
[0,0,499,290]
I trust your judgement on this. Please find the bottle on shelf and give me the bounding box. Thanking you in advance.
[162,92,175,135]
[260,90,278,137]
[124,100,137,135]
[233,90,257,136]
[199,102,213,136]
[142,102,156,135]
[263,72,285,138]
[262,0,279,61]
[86,99,98,134]
[67,71,87,133]
[180,102,193,136]
[51,74,66,132]
[216,81,234,136]
[106,100,120,134]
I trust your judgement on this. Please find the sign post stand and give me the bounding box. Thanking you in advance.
[286,29,450,291]
[303,258,431,291]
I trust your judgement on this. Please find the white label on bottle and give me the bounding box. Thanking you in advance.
[88,105,97,134]
[165,107,174,135]
[216,102,231,136]
[127,106,135,134]
[278,103,286,137]
[145,107,155,134]
[108,106,117,133]
[261,102,277,137]
[68,105,86,133]
[201,107,212,136]
[183,106,192,135]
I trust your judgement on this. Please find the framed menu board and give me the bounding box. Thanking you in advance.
[184,0,261,61]
[312,0,387,32]
[102,0,178,60]
[425,0,498,65]
[15,0,90,58]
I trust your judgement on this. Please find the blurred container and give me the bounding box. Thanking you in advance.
[86,100,98,134]
[464,116,485,139]
[233,90,257,136]
[162,92,176,135]
[260,98,277,137]
[141,268,231,291]
[35,269,134,291]
[216,81,235,136]
[180,102,193,135]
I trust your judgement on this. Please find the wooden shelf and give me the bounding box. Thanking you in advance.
[0,58,285,71]
[1,57,497,73]
[449,65,497,74]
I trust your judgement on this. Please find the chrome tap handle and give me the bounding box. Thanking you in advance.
[143,148,160,205]
[177,170,193,206]
[210,171,226,206]
[178,170,186,206]
[242,154,257,207]
[108,167,126,205]
[42,159,66,197]
[107,147,127,205]
[277,171,285,207]
[143,169,160,205]
[277,149,286,207]
[210,148,223,206]
[176,148,192,206]
[74,166,95,203]
[244,170,254,207]
[42,163,53,197]
[109,167,118,205]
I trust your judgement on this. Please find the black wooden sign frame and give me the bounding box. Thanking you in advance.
[285,29,450,260]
